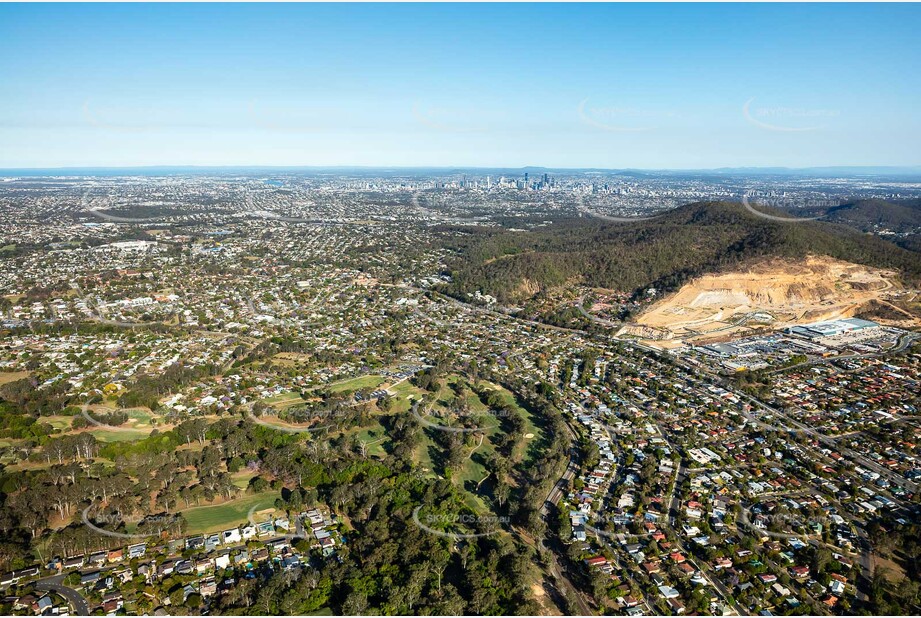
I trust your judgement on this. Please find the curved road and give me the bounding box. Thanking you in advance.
[35,574,90,616]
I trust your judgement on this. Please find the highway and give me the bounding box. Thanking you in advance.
[541,416,581,516]
[542,457,579,516]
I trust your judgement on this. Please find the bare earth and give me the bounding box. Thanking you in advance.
[624,255,917,346]
[0,370,30,385]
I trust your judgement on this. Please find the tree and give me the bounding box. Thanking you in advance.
[812,546,832,576]
[184,592,202,608]
[169,588,185,608]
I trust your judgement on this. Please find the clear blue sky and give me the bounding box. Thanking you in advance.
[1,2,919,169]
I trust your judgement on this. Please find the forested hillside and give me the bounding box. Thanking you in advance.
[443,201,921,304]
[804,199,921,234]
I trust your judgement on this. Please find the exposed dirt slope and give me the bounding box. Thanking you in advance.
[630,255,916,344]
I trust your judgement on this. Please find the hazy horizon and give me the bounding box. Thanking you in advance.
[3,164,921,175]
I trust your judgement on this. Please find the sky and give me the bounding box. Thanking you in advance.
[1,2,919,169]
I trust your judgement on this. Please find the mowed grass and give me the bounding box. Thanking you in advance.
[88,427,155,443]
[412,377,499,481]
[345,421,390,459]
[327,374,385,393]
[231,469,257,489]
[479,381,544,465]
[455,434,493,507]
[75,406,163,440]
[124,408,158,428]
[455,387,503,510]
[270,354,302,368]
[388,381,424,412]
[81,405,159,434]
[265,391,305,409]
[433,376,490,417]
[272,352,311,367]
[181,491,279,535]
[414,427,440,478]
[44,415,74,431]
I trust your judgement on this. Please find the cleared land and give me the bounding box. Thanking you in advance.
[628,256,916,345]
[0,370,30,385]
